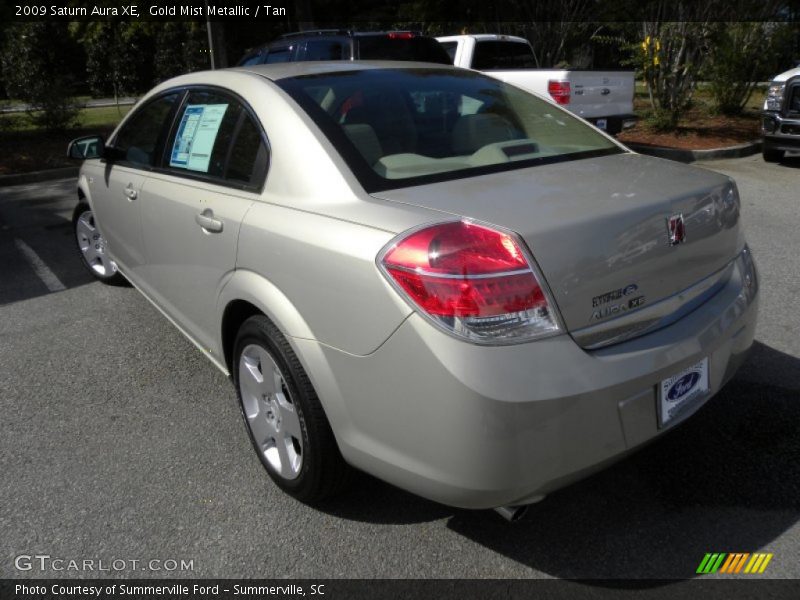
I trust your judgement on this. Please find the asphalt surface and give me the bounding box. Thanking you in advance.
[1,154,799,582]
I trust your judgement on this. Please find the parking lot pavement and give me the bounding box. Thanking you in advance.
[1,156,799,581]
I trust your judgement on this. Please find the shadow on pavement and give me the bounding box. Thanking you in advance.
[0,185,98,306]
[318,341,800,582]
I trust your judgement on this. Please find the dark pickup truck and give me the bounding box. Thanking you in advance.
[762,65,800,162]
[238,30,452,66]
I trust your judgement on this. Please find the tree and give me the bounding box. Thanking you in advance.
[82,22,149,100]
[637,19,716,129]
[0,22,82,131]
[153,22,210,83]
[705,22,794,116]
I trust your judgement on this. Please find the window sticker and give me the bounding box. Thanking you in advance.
[170,104,229,172]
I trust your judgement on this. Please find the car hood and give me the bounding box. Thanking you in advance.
[371,152,743,341]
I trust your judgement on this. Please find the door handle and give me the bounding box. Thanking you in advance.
[124,185,137,201]
[195,209,223,233]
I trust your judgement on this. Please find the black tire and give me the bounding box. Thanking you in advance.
[72,202,126,285]
[233,315,351,503]
[762,147,784,163]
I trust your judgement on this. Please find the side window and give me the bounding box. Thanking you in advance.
[265,46,292,63]
[168,90,241,177]
[113,93,180,168]
[240,52,265,66]
[305,40,345,61]
[165,88,267,188]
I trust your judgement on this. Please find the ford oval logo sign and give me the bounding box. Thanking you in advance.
[667,372,701,401]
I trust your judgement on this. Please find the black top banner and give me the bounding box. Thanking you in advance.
[6,0,800,23]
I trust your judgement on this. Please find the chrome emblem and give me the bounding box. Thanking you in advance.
[667,214,686,246]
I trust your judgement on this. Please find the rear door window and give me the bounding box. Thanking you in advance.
[168,90,240,176]
[164,89,268,189]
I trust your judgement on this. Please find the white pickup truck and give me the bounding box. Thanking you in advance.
[437,34,637,134]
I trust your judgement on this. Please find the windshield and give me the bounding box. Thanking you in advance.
[277,68,622,192]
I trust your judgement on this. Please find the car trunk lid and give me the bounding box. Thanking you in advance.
[370,153,743,345]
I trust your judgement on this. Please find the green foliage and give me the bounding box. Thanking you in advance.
[596,18,716,130]
[705,22,794,116]
[82,22,151,98]
[0,22,81,131]
[153,22,210,83]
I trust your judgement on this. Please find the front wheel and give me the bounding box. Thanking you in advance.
[233,315,351,503]
[72,203,124,284]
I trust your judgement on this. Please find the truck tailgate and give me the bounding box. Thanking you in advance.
[490,69,635,121]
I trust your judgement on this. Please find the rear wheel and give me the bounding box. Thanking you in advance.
[72,202,124,284]
[762,147,784,163]
[233,315,351,502]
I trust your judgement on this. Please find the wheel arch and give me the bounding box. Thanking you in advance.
[218,269,316,374]
[218,270,352,452]
[76,172,91,205]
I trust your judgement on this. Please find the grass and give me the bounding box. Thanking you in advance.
[0,104,130,132]
[0,104,131,175]
[619,83,766,150]
[633,83,767,115]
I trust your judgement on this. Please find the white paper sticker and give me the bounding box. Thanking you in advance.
[170,104,229,172]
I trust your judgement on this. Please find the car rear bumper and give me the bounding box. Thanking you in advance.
[586,114,638,135]
[299,247,758,509]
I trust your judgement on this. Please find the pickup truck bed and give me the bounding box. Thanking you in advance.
[437,34,636,134]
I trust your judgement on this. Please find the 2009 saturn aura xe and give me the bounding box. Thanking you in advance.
[69,62,758,518]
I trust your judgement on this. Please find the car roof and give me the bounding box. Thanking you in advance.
[250,31,430,51]
[233,60,457,81]
[437,34,529,44]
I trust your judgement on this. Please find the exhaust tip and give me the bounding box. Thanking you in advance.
[494,504,529,522]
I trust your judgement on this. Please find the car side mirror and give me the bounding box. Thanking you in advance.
[67,135,106,160]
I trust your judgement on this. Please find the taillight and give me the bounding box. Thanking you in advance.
[379,220,561,344]
[547,80,571,105]
[387,32,415,39]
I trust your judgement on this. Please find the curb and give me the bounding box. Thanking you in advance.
[626,140,763,163]
[0,167,79,187]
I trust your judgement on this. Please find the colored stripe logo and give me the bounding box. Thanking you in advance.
[697,553,773,574]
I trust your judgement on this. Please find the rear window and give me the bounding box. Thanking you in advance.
[277,68,621,193]
[356,36,452,65]
[472,41,537,70]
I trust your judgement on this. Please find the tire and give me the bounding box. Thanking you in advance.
[762,147,784,163]
[233,315,351,503]
[72,202,125,285]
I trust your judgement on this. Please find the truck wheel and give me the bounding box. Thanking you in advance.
[762,147,784,163]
